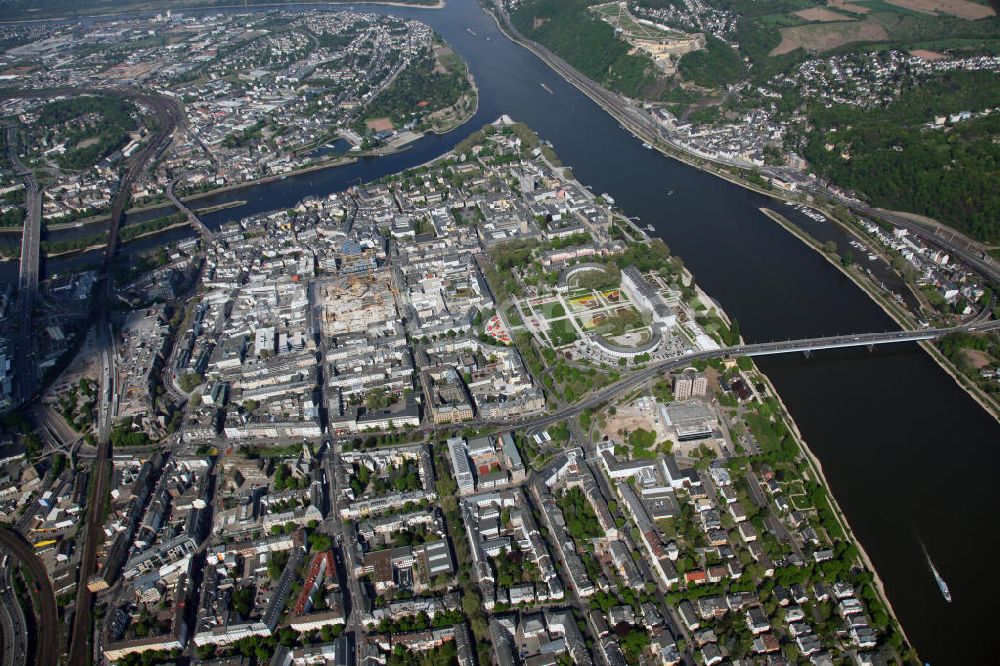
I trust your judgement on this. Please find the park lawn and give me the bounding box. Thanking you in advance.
[549,319,579,346]
[790,494,814,511]
[540,300,567,319]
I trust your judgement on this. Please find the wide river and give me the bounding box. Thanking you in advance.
[4,1,998,661]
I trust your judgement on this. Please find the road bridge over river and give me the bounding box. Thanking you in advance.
[167,176,213,242]
[506,320,999,434]
[728,327,945,357]
[4,124,41,404]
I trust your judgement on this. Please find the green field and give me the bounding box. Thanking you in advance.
[590,2,687,40]
[548,319,579,346]
[537,300,567,320]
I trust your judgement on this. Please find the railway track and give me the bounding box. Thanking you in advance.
[0,529,58,666]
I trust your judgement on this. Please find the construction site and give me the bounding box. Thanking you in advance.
[319,271,400,339]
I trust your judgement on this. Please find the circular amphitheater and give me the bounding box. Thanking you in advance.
[592,328,662,359]
[557,262,615,290]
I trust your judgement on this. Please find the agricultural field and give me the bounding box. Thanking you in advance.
[794,6,858,20]
[828,0,872,13]
[884,0,995,19]
[731,0,1000,79]
[771,18,888,55]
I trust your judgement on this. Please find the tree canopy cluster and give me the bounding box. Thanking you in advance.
[365,49,471,130]
[678,36,745,89]
[557,486,603,541]
[802,71,1000,242]
[110,420,151,447]
[511,0,667,99]
[36,94,137,170]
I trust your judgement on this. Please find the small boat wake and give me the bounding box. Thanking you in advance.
[920,539,952,603]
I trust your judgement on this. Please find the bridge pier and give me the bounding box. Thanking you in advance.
[803,350,811,359]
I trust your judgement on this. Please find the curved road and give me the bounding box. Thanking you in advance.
[100,89,185,271]
[0,528,58,666]
[318,322,998,444]
[0,550,28,666]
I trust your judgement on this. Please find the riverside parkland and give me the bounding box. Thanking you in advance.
[463,320,1000,436]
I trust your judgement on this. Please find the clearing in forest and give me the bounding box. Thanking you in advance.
[771,18,888,55]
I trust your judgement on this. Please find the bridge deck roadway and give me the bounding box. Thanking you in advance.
[733,329,942,357]
[503,320,999,435]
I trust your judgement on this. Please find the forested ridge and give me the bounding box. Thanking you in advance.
[365,49,471,130]
[677,35,746,88]
[801,71,1000,242]
[510,0,669,99]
